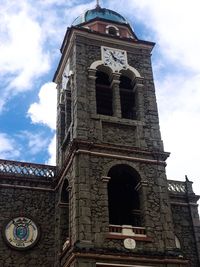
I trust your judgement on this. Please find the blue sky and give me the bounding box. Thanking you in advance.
[0,0,200,194]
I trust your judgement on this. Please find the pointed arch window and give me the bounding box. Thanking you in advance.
[108,165,141,226]
[119,75,136,120]
[96,70,113,116]
[59,179,70,249]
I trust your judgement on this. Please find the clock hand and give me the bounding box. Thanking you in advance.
[110,52,124,65]
[118,59,124,65]
[110,52,117,61]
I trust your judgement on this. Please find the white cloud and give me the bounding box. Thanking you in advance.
[0,2,50,90]
[0,133,20,159]
[28,82,57,130]
[27,82,57,164]
[0,1,95,112]
[20,131,50,155]
[0,1,50,112]
[47,134,56,165]
[110,0,200,71]
[156,74,200,182]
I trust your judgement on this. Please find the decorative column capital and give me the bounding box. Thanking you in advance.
[134,77,144,86]
[88,68,97,79]
[110,73,121,86]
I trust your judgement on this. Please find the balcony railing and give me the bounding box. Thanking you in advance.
[0,159,56,179]
[168,180,186,194]
[109,224,146,236]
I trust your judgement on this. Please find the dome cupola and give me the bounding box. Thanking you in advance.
[71,2,136,39]
[72,4,128,26]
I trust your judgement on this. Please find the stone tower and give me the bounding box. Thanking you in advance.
[0,3,199,267]
[53,3,200,267]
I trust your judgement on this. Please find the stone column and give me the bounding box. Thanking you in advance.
[88,68,97,116]
[111,73,121,118]
[133,77,144,121]
[93,176,111,245]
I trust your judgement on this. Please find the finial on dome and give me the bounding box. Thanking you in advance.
[96,0,101,9]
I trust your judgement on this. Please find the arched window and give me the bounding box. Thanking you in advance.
[119,75,136,119]
[61,179,69,203]
[60,179,70,248]
[108,165,141,226]
[65,84,72,133]
[96,70,113,116]
[108,27,117,35]
[106,25,119,36]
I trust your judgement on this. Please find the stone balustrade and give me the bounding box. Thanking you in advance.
[109,224,146,236]
[168,180,186,193]
[0,159,56,179]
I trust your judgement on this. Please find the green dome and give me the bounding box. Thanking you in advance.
[72,7,128,26]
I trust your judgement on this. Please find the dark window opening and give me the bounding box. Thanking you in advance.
[65,89,71,131]
[108,27,117,36]
[96,70,113,116]
[96,70,110,85]
[59,103,65,143]
[120,76,136,120]
[108,165,141,226]
[60,179,69,248]
[61,179,69,203]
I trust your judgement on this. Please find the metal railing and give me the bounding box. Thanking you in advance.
[0,159,56,179]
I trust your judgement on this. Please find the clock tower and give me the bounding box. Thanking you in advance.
[53,3,200,267]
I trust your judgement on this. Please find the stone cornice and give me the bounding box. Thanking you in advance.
[53,26,155,84]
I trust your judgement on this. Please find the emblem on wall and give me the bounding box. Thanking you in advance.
[123,238,136,250]
[3,217,40,250]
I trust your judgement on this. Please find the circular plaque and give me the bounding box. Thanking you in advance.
[3,217,39,250]
[123,238,136,250]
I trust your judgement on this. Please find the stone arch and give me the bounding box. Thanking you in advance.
[120,67,141,79]
[90,60,141,78]
[103,160,143,182]
[89,60,104,70]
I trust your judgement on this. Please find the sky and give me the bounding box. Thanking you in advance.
[0,0,199,195]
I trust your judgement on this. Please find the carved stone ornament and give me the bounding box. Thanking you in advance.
[123,238,136,250]
[3,217,40,250]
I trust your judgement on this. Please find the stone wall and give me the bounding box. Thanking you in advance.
[58,32,164,164]
[64,150,176,256]
[80,35,163,151]
[0,177,55,267]
[171,204,199,266]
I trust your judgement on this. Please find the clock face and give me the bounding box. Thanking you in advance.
[102,47,127,70]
